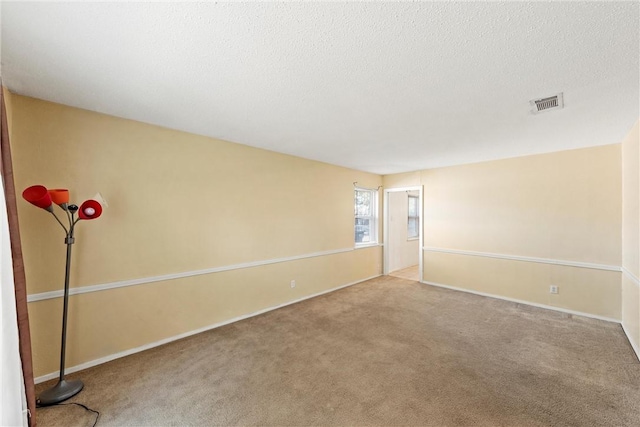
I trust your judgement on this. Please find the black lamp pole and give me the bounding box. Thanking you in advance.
[22,186,102,406]
[36,204,84,406]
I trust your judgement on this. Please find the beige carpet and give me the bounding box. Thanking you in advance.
[36,275,640,426]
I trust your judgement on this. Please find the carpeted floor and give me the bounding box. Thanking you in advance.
[36,275,640,426]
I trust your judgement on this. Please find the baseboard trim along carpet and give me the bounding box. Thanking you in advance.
[35,274,381,384]
[621,322,640,362]
[420,280,620,323]
[423,279,640,362]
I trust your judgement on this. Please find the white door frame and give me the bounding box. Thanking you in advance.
[383,186,423,280]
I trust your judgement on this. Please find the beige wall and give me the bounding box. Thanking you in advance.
[388,191,419,272]
[422,148,622,265]
[622,119,640,356]
[385,144,623,320]
[6,92,382,377]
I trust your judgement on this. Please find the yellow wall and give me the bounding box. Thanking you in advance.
[6,92,382,377]
[385,144,623,320]
[622,119,640,356]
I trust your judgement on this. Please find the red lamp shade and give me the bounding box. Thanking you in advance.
[22,185,53,211]
[79,200,102,220]
[49,189,70,206]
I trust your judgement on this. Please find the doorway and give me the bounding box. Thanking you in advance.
[383,186,423,282]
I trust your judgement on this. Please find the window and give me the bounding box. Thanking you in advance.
[407,194,419,239]
[355,188,377,245]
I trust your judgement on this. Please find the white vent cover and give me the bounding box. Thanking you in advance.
[530,93,564,114]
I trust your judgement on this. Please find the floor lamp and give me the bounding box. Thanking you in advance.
[22,185,102,406]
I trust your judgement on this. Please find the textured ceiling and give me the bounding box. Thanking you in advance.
[1,2,638,175]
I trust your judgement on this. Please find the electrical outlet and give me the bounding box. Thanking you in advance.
[290,280,296,288]
[549,285,559,294]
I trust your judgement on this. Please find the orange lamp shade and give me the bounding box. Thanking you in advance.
[22,185,53,210]
[49,189,70,205]
[78,200,102,220]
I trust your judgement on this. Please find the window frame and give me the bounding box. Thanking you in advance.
[407,194,419,240]
[354,187,378,247]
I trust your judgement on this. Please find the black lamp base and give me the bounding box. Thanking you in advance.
[36,379,84,407]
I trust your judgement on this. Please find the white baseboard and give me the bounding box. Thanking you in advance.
[420,280,620,323]
[35,274,381,384]
[621,322,640,362]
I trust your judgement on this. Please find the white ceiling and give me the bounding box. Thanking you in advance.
[1,2,638,175]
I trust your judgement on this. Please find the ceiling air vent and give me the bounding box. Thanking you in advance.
[530,93,564,114]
